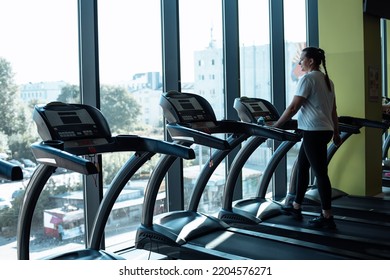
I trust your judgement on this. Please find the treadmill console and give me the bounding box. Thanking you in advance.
[33,102,112,147]
[234,97,280,125]
[160,91,217,124]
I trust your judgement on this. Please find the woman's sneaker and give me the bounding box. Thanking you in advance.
[308,215,336,229]
[281,204,303,220]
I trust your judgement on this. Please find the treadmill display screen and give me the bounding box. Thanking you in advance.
[178,100,196,110]
[170,97,210,122]
[34,104,111,144]
[44,109,99,140]
[171,98,203,112]
[248,102,269,114]
[59,112,82,124]
[44,109,96,128]
[245,101,277,122]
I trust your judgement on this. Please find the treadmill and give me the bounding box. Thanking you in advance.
[135,91,351,260]
[380,110,390,187]
[382,132,390,187]
[17,102,195,260]
[218,96,390,259]
[0,158,23,182]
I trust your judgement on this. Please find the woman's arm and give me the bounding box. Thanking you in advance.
[332,99,342,146]
[273,95,305,128]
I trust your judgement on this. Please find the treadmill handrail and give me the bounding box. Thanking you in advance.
[339,116,389,130]
[338,122,360,134]
[221,136,269,210]
[383,133,390,160]
[64,135,195,160]
[31,142,98,175]
[257,140,299,198]
[167,123,231,150]
[206,120,300,142]
[188,133,250,211]
[167,120,300,148]
[115,135,195,159]
[141,153,183,228]
[0,159,23,181]
[221,120,300,142]
[17,164,57,260]
[89,150,157,249]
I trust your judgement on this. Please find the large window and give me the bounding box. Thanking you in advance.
[0,0,312,260]
[284,0,307,192]
[97,0,163,251]
[179,0,224,214]
[239,0,272,199]
[0,0,80,260]
[239,0,271,101]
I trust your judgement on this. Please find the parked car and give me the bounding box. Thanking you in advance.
[21,158,37,168]
[0,197,11,210]
[7,159,24,168]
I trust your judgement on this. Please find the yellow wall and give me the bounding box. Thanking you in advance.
[318,0,383,196]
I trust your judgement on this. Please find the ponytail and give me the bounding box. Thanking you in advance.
[318,49,332,92]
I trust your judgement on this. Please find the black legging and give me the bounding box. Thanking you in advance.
[294,130,333,210]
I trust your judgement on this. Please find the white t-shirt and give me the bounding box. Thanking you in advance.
[295,70,335,131]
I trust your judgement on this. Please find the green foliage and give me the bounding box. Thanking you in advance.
[8,132,36,160]
[57,84,80,104]
[0,57,37,161]
[0,131,9,154]
[102,152,160,185]
[0,197,21,233]
[102,152,133,185]
[0,58,28,136]
[100,85,141,134]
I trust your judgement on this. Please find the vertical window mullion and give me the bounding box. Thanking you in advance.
[161,0,184,211]
[223,0,242,201]
[78,0,103,248]
[269,0,287,200]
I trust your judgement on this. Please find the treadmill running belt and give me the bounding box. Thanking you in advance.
[188,229,348,260]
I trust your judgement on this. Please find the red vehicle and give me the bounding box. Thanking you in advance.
[43,204,84,241]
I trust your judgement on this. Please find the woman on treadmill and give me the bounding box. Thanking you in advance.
[273,47,342,229]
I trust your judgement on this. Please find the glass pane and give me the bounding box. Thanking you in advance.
[179,0,224,215]
[97,0,162,252]
[239,0,272,199]
[284,0,307,192]
[239,0,271,100]
[0,0,79,260]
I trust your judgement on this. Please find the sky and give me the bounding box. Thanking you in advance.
[0,0,305,85]
[0,1,79,84]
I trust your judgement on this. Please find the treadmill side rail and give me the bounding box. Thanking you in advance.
[31,142,98,175]
[0,159,23,181]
